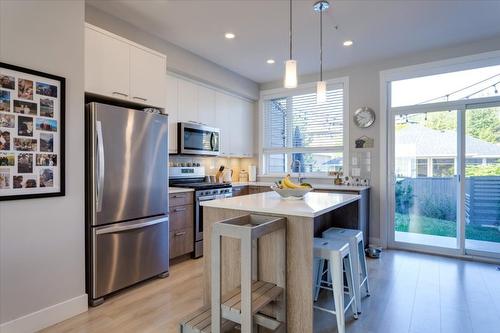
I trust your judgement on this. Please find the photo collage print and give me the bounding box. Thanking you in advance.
[0,71,59,192]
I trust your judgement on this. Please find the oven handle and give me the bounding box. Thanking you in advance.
[197,195,216,202]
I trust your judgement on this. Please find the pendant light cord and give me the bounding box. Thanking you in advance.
[320,3,323,81]
[289,0,293,60]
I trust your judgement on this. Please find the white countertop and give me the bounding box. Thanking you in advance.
[231,181,370,192]
[169,187,194,194]
[200,191,360,218]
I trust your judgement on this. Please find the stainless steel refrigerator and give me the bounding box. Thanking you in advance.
[85,102,169,306]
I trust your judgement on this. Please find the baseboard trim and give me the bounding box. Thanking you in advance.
[0,294,88,333]
[368,237,382,247]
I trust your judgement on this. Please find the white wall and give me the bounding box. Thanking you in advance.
[85,4,259,101]
[260,35,500,244]
[0,1,87,331]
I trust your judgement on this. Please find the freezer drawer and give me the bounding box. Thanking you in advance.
[91,216,169,300]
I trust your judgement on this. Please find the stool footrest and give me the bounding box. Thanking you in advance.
[221,280,283,319]
[179,307,237,333]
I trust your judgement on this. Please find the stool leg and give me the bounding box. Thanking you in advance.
[344,254,359,319]
[240,235,253,333]
[211,233,222,333]
[359,240,370,296]
[313,257,321,301]
[331,253,345,333]
[350,240,362,314]
[313,258,325,302]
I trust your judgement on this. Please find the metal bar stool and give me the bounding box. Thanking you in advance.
[313,238,358,333]
[321,227,370,313]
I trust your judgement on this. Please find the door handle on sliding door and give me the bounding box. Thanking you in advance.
[96,120,105,212]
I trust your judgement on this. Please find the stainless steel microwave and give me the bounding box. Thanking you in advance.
[178,122,220,156]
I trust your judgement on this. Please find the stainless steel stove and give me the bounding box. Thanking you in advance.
[169,167,232,258]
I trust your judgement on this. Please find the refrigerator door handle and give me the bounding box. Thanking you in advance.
[96,120,105,212]
[96,216,168,235]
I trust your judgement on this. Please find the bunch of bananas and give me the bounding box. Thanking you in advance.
[275,175,312,189]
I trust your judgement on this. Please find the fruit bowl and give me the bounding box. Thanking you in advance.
[270,185,313,200]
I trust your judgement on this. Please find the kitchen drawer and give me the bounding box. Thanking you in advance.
[259,186,272,193]
[169,192,194,206]
[170,227,194,259]
[248,186,261,194]
[169,204,194,232]
[231,186,249,197]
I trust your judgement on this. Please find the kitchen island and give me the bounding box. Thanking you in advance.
[201,191,361,332]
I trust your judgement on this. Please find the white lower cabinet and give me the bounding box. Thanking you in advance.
[167,75,254,157]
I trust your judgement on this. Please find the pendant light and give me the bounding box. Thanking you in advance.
[314,1,329,104]
[284,0,298,88]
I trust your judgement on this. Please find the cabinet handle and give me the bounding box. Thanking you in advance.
[174,231,186,236]
[133,96,147,102]
[172,194,185,198]
[112,91,129,97]
[173,207,187,212]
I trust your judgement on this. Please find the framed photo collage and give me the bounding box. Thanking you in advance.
[0,62,65,201]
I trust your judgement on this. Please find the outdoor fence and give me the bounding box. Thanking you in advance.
[397,176,500,226]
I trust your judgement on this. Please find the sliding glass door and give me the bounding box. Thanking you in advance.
[389,104,500,258]
[464,105,500,257]
[392,110,459,250]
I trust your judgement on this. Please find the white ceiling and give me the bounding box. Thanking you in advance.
[87,0,500,84]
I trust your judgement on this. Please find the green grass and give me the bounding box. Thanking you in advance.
[395,213,500,243]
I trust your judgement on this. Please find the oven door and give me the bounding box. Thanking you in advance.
[195,195,216,242]
[179,122,220,156]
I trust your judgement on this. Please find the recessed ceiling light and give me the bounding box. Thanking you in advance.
[343,40,353,46]
[224,32,235,39]
[266,59,275,64]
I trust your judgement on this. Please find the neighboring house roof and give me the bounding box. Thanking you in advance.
[396,124,500,157]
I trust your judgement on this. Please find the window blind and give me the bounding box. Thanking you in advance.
[263,87,344,151]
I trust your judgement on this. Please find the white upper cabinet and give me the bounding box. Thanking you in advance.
[197,85,216,127]
[85,24,167,108]
[177,79,198,123]
[166,74,179,153]
[130,45,166,108]
[85,26,130,99]
[215,92,232,156]
[240,100,254,157]
[166,75,254,157]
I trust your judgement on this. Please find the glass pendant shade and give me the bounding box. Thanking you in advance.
[284,60,298,88]
[316,80,327,104]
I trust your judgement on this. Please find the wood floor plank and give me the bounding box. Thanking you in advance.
[40,250,500,333]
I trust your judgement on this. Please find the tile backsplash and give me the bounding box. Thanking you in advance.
[169,155,256,181]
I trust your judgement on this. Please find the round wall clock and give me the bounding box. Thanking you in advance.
[353,107,376,128]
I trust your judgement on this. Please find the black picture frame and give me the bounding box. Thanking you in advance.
[0,62,65,201]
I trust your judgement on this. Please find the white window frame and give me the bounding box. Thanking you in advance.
[258,77,349,178]
[379,49,500,259]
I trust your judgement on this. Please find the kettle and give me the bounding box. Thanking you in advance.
[222,169,233,183]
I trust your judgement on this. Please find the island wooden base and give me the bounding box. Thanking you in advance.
[203,200,359,332]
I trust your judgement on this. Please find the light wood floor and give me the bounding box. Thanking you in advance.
[41,250,500,333]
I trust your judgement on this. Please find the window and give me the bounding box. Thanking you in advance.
[432,158,455,177]
[261,81,346,175]
[416,158,428,177]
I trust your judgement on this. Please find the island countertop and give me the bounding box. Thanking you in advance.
[200,191,360,217]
